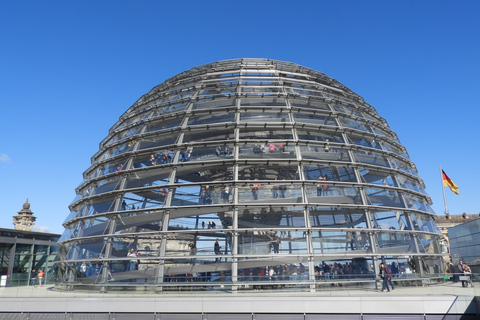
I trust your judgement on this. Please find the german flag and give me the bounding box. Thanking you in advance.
[442,170,459,195]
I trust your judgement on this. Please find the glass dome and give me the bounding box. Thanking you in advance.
[58,58,444,292]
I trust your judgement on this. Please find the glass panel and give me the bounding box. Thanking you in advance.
[241,230,308,257]
[312,230,374,254]
[346,135,382,151]
[182,128,234,143]
[122,188,167,210]
[358,167,397,187]
[300,145,351,162]
[417,234,441,255]
[138,133,179,150]
[238,142,295,159]
[308,207,366,228]
[76,216,111,237]
[365,187,404,208]
[404,193,435,213]
[240,86,283,96]
[187,111,235,126]
[169,208,229,231]
[338,118,371,132]
[191,98,235,110]
[373,127,400,144]
[99,159,129,175]
[292,111,336,126]
[375,230,417,255]
[239,110,290,123]
[390,158,419,176]
[352,150,390,167]
[238,164,299,180]
[333,103,364,118]
[238,183,303,203]
[65,238,107,261]
[240,97,286,106]
[303,164,357,182]
[383,141,409,159]
[179,144,233,162]
[130,168,170,189]
[105,126,142,146]
[306,186,363,205]
[145,117,183,132]
[238,206,306,229]
[238,127,293,140]
[91,176,123,196]
[372,210,409,231]
[164,232,232,261]
[296,129,344,143]
[163,260,233,283]
[172,185,217,206]
[396,174,427,195]
[175,163,234,184]
[410,213,441,233]
[107,141,136,158]
[239,263,310,282]
[290,99,331,111]
[311,258,375,279]
[289,88,324,99]
[63,210,81,224]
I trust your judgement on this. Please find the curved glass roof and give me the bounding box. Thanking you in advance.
[58,58,443,293]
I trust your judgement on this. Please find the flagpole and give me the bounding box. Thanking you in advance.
[440,165,449,215]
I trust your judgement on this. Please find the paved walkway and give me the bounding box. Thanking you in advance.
[0,281,477,298]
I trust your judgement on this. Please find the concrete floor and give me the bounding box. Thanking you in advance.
[0,281,478,317]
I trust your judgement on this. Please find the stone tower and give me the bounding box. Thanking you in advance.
[13,199,36,231]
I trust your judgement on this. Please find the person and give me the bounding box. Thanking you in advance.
[279,180,287,198]
[272,178,279,199]
[222,185,230,203]
[214,238,221,262]
[80,261,87,274]
[316,176,323,196]
[38,269,44,286]
[458,260,467,287]
[30,269,37,286]
[205,186,212,204]
[252,179,260,200]
[321,176,328,196]
[184,149,191,161]
[127,248,137,271]
[463,263,473,287]
[199,187,206,205]
[189,242,197,265]
[324,139,330,152]
[149,154,157,165]
[379,263,392,292]
[345,231,353,250]
[272,235,280,253]
[136,251,142,270]
[385,264,395,290]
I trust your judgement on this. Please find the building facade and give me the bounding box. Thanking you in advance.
[57,58,444,292]
[448,218,480,273]
[0,228,60,286]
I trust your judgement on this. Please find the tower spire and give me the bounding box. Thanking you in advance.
[13,198,36,231]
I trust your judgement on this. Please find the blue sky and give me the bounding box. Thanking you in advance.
[1,1,479,234]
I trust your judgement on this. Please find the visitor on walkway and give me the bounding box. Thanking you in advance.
[30,269,37,286]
